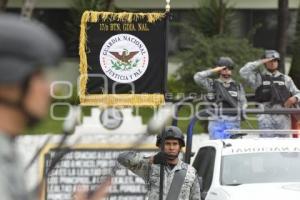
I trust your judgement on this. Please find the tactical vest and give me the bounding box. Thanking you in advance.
[206,81,240,115]
[255,74,291,104]
[147,162,199,200]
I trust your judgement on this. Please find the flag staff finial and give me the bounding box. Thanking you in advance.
[166,0,171,12]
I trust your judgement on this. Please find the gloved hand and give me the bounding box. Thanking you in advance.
[152,152,168,165]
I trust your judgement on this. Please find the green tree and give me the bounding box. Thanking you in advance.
[175,35,262,94]
[171,0,263,95]
[188,0,235,37]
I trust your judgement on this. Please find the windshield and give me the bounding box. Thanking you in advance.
[221,152,300,185]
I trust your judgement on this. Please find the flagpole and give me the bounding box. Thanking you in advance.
[166,0,171,12]
[164,0,170,95]
[159,2,171,200]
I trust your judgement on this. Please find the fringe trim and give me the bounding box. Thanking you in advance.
[79,11,89,100]
[80,94,165,108]
[79,11,166,107]
[81,11,166,23]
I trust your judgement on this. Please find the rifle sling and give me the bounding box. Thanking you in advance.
[166,169,187,200]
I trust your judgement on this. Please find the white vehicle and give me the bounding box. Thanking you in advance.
[192,138,300,200]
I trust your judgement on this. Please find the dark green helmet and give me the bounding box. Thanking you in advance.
[156,126,185,147]
[0,14,64,84]
[215,57,234,70]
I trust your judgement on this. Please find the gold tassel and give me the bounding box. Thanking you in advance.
[81,11,165,23]
[79,11,90,99]
[81,94,165,108]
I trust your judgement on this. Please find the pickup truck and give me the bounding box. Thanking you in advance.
[192,138,300,200]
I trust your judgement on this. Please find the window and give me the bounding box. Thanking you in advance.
[221,152,300,185]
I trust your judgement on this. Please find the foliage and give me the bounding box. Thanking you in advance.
[189,0,236,37]
[51,85,81,105]
[175,35,263,94]
[25,106,92,134]
[167,74,186,94]
[170,0,263,95]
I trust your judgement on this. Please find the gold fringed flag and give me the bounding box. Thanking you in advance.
[79,11,167,107]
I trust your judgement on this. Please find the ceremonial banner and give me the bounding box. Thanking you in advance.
[79,11,167,107]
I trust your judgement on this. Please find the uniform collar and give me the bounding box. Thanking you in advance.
[263,69,282,77]
[168,159,186,172]
[216,77,235,83]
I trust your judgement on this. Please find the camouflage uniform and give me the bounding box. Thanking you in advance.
[0,134,29,200]
[0,14,63,200]
[240,60,300,134]
[117,151,201,200]
[194,69,247,139]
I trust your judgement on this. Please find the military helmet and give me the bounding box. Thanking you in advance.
[0,14,64,84]
[215,57,234,70]
[263,50,280,60]
[156,126,185,147]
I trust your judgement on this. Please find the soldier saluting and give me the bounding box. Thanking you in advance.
[194,57,247,139]
[240,50,300,137]
[117,126,201,200]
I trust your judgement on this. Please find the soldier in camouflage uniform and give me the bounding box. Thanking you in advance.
[240,50,300,137]
[0,14,113,200]
[194,57,247,139]
[118,126,201,200]
[0,14,64,200]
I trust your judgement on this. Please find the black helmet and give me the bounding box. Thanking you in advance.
[263,50,280,60]
[215,57,234,70]
[156,126,185,147]
[0,14,64,84]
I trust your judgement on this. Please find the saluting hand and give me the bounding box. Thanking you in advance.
[151,152,168,165]
[212,66,227,73]
[284,96,298,108]
[261,58,275,64]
